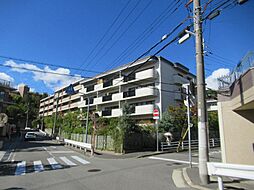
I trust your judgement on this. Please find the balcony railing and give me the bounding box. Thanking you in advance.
[102,94,112,102]
[123,89,135,98]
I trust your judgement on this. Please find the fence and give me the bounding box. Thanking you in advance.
[218,51,254,90]
[161,138,220,152]
[61,132,114,151]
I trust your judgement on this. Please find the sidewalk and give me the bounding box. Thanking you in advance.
[174,166,254,190]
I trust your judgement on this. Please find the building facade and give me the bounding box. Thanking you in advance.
[217,51,254,165]
[0,79,15,113]
[39,56,195,124]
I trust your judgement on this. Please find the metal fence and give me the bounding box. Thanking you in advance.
[161,138,220,152]
[218,51,254,90]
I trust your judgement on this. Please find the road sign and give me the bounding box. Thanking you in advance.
[153,109,159,120]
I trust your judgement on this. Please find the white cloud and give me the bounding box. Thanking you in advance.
[4,60,81,91]
[0,72,14,82]
[4,60,41,73]
[206,68,230,90]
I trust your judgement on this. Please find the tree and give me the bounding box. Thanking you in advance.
[159,106,198,141]
[208,111,219,138]
[61,111,82,136]
[7,92,48,129]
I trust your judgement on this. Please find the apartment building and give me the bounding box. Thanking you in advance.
[39,56,195,124]
[39,79,82,117]
[0,79,15,113]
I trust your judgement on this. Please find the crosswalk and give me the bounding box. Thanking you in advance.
[14,155,90,176]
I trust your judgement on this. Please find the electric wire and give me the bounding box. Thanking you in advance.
[77,0,131,71]
[105,0,184,70]
[0,63,91,79]
[89,0,153,70]
[0,55,101,74]
[82,0,142,70]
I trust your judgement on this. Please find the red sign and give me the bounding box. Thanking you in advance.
[153,109,159,120]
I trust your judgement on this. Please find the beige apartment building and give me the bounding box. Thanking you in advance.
[39,56,195,124]
[217,51,254,165]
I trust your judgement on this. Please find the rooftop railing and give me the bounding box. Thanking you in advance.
[0,79,11,87]
[218,51,254,90]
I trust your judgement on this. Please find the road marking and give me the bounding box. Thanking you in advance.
[43,146,53,157]
[59,156,77,166]
[47,157,62,169]
[71,156,90,165]
[49,151,75,154]
[34,160,44,172]
[15,161,26,176]
[148,156,198,165]
[50,146,57,149]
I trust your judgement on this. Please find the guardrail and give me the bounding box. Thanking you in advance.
[161,138,220,152]
[63,138,93,155]
[207,162,254,190]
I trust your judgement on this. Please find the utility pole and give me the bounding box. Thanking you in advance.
[25,102,29,128]
[53,92,59,137]
[193,0,209,184]
[85,97,90,143]
[186,84,192,168]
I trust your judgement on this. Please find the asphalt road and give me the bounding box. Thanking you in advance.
[0,137,221,190]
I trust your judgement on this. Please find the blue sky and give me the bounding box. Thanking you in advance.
[0,0,253,94]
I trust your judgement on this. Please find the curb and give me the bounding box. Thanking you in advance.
[182,167,212,190]
[136,151,173,158]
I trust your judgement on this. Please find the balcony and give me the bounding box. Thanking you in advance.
[102,94,112,102]
[102,110,112,116]
[103,80,113,88]
[113,77,124,85]
[123,73,135,82]
[123,89,135,98]
[86,85,94,92]
[135,87,157,97]
[95,83,103,91]
[136,68,155,80]
[85,98,94,105]
[133,104,154,115]
[112,93,123,101]
[94,97,102,104]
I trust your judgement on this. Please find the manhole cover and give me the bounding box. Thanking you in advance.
[87,169,101,172]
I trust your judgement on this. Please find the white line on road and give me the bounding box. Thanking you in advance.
[148,156,198,165]
[71,156,90,165]
[15,161,26,176]
[34,160,44,172]
[47,158,62,170]
[59,156,77,166]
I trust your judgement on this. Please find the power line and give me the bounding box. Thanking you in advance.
[81,0,142,70]
[77,0,131,72]
[105,0,184,70]
[0,63,91,79]
[89,0,153,70]
[0,55,101,74]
